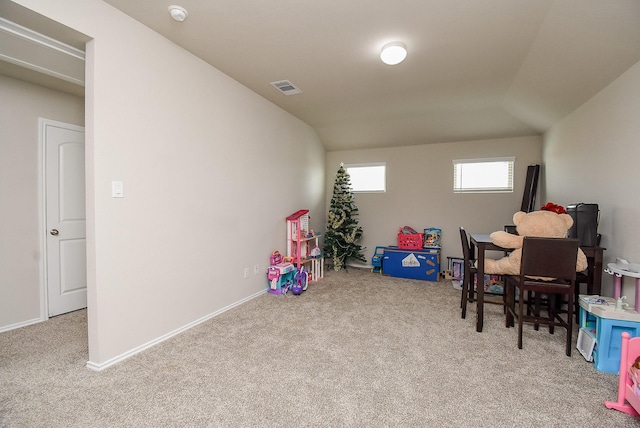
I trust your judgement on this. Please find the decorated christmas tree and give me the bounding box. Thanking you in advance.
[324,163,366,271]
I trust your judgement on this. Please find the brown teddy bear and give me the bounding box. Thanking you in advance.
[483,210,588,275]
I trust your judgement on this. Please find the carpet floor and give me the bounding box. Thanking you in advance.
[0,268,637,427]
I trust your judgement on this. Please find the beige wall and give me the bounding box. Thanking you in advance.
[544,59,640,298]
[0,74,84,330]
[326,136,543,267]
[14,0,325,368]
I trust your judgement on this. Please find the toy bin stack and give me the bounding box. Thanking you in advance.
[382,226,440,281]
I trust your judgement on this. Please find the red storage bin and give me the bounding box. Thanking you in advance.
[397,233,424,250]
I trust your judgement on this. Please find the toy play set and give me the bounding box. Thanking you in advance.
[286,210,324,283]
[371,246,385,273]
[266,250,298,295]
[266,210,324,295]
[577,259,640,375]
[578,295,640,373]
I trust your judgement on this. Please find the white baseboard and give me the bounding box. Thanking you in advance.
[0,316,46,334]
[86,289,266,371]
[346,261,372,269]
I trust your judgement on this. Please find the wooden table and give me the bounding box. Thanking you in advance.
[580,246,605,296]
[470,233,605,332]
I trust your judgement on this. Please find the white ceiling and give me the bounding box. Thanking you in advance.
[5,0,640,152]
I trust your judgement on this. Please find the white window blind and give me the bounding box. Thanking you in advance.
[453,157,515,193]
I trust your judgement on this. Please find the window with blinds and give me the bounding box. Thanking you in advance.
[453,157,515,193]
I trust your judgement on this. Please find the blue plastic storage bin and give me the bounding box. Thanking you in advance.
[382,246,440,281]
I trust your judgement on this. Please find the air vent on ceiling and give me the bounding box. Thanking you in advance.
[270,80,302,96]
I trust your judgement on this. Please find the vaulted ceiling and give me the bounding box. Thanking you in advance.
[4,0,640,151]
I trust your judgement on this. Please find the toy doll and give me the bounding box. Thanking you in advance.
[310,245,321,258]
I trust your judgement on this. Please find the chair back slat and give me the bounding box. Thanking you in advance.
[520,237,579,280]
[459,227,471,261]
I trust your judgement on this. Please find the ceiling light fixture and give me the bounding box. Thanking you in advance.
[168,5,188,22]
[380,42,407,65]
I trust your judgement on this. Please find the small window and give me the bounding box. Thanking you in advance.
[453,157,514,193]
[345,163,386,193]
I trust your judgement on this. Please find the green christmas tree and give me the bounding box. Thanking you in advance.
[324,163,366,271]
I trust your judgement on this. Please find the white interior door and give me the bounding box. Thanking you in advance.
[43,119,87,317]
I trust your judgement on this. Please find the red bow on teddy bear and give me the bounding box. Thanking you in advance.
[540,202,567,215]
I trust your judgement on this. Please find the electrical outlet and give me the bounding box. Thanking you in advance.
[253,264,260,275]
[243,267,250,279]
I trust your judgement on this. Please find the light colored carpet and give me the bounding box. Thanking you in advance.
[1,268,637,427]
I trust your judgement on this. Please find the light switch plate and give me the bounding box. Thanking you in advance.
[112,181,124,198]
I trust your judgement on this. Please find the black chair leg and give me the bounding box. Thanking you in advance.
[461,274,468,319]
[548,294,554,334]
[517,289,524,349]
[566,302,573,356]
[505,279,514,328]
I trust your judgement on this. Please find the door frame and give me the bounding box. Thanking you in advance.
[38,117,86,321]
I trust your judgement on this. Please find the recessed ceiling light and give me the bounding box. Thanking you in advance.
[380,42,407,65]
[168,5,188,22]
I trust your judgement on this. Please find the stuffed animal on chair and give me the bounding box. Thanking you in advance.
[483,208,588,276]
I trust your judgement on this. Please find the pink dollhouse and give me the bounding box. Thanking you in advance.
[286,210,324,282]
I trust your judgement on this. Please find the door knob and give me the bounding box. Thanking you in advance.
[50,229,59,236]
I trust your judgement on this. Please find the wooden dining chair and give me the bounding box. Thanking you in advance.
[459,227,506,319]
[504,237,579,356]
[459,227,478,319]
